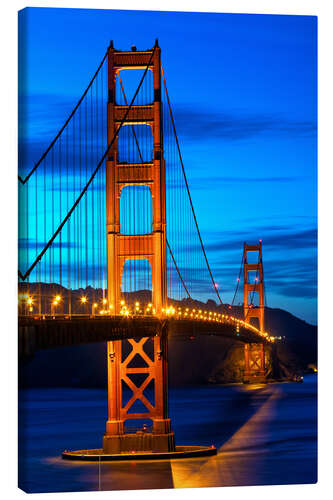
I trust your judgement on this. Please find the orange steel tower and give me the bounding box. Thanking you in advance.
[243,242,266,382]
[103,41,174,453]
[243,241,265,332]
[106,41,167,316]
[244,343,265,383]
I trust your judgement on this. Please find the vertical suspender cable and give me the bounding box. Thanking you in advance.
[161,65,228,313]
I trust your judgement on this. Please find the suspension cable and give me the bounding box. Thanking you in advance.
[117,70,192,301]
[161,64,228,311]
[166,239,191,300]
[231,250,244,306]
[18,45,156,281]
[244,251,260,322]
[261,246,267,307]
[117,73,144,164]
[18,51,108,185]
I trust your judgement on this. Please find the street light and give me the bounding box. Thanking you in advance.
[92,302,98,316]
[81,296,88,315]
[51,299,58,317]
[27,296,33,315]
[51,295,61,317]
[102,298,108,313]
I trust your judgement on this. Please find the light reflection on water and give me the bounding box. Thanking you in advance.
[18,375,317,492]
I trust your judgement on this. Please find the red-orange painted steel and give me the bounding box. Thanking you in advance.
[243,241,265,332]
[244,343,265,382]
[104,43,174,453]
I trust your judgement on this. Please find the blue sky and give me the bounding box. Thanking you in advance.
[18,8,317,324]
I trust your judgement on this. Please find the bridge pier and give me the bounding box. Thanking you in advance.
[243,343,266,383]
[103,322,175,454]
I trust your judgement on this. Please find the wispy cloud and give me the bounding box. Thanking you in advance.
[197,224,317,300]
[172,105,317,141]
[199,226,317,254]
[187,175,303,190]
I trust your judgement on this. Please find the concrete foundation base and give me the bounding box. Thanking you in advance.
[62,445,217,461]
[243,376,266,384]
[102,431,175,454]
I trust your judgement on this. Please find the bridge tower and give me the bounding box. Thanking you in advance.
[106,40,167,315]
[243,241,266,383]
[243,241,265,332]
[103,41,174,453]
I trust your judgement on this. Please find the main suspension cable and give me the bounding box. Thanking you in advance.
[161,64,228,312]
[166,240,191,300]
[117,70,192,301]
[18,51,108,185]
[18,45,156,281]
[231,250,244,306]
[244,251,260,322]
[261,245,267,307]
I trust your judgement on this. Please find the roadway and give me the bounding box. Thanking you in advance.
[18,315,269,359]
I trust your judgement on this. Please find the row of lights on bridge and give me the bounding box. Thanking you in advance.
[19,294,276,343]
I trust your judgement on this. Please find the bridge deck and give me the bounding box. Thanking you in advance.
[18,316,268,359]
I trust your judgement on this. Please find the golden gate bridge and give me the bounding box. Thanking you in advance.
[18,40,278,459]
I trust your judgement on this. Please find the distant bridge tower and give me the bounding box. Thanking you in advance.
[243,241,266,383]
[243,241,265,332]
[103,41,174,454]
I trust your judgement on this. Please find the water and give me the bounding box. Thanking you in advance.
[18,375,317,492]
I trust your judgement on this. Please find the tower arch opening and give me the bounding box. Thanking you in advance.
[115,68,154,106]
[117,124,153,164]
[120,185,153,235]
[120,257,152,309]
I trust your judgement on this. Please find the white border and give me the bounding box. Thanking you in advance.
[1,1,331,499]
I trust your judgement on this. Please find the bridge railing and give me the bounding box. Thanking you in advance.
[18,288,274,342]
